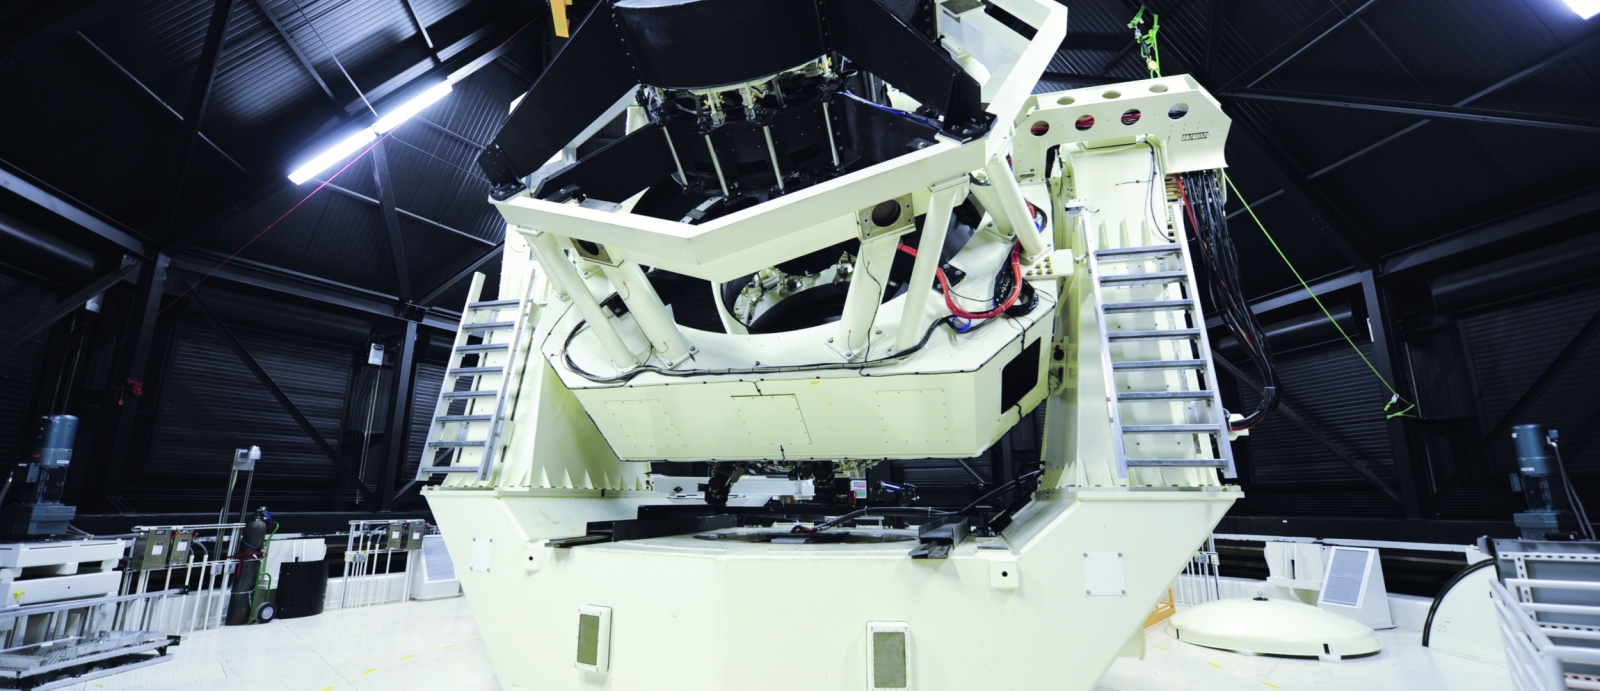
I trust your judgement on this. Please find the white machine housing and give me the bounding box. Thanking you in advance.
[424,2,1245,690]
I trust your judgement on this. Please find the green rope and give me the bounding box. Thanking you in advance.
[1129,6,1162,78]
[1223,173,1416,420]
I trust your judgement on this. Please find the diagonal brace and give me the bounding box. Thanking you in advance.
[187,283,381,505]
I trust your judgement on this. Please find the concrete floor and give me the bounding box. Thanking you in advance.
[67,597,1512,691]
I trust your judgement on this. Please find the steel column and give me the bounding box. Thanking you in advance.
[186,284,382,505]
[1425,306,1600,514]
[380,321,418,511]
[371,141,414,304]
[87,255,169,512]
[1360,271,1422,519]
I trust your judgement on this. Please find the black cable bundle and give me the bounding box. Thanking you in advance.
[1179,170,1278,430]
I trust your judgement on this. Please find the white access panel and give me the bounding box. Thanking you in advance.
[1085,552,1127,596]
[471,537,493,573]
[1317,546,1394,629]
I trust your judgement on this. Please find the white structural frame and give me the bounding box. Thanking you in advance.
[424,2,1247,690]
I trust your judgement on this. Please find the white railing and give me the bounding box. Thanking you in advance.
[337,520,422,609]
[123,523,247,635]
[1491,575,1600,690]
[1174,537,1222,606]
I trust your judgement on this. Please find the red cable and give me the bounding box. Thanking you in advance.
[898,243,1025,320]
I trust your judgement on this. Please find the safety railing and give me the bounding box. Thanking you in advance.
[337,520,424,609]
[123,523,246,635]
[0,588,183,686]
[1174,536,1222,606]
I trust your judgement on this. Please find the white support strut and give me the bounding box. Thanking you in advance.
[896,178,966,350]
[524,229,639,369]
[606,260,693,367]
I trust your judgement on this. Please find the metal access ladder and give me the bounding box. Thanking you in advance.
[1083,210,1237,479]
[414,273,533,483]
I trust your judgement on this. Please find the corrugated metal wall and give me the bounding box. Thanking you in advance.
[0,271,53,465]
[1442,285,1600,519]
[1231,341,1405,517]
[404,362,446,486]
[143,313,354,510]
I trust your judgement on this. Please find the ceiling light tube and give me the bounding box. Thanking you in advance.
[374,82,453,133]
[1568,0,1600,19]
[288,128,378,184]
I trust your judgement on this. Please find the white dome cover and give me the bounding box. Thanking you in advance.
[1169,598,1381,659]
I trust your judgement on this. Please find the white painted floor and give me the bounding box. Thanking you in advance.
[61,598,499,691]
[65,597,1512,691]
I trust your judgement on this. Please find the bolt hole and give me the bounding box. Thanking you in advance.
[1150,84,1169,93]
[1029,121,1050,137]
[1169,103,1190,120]
[1001,571,1009,578]
[1103,90,1122,99]
[576,239,600,255]
[1121,109,1142,126]
[1057,96,1076,106]
[871,200,902,227]
[1075,115,1095,131]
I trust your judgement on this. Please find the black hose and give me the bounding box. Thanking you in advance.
[1179,170,1278,430]
[1421,558,1497,647]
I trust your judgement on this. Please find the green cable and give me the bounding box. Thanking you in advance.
[1223,173,1416,420]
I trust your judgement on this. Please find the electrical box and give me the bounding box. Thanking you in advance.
[129,530,171,571]
[169,529,193,566]
[386,522,405,550]
[403,520,426,550]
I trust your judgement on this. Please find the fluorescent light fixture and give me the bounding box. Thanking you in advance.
[287,81,454,184]
[288,128,377,184]
[374,82,453,133]
[1569,0,1600,18]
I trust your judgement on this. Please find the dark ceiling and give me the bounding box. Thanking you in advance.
[2,0,1598,321]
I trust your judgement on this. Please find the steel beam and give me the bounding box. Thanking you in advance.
[0,163,146,256]
[186,283,382,505]
[0,0,126,74]
[251,0,337,104]
[168,251,461,331]
[0,258,138,358]
[163,0,238,238]
[418,245,503,307]
[1214,353,1403,505]
[1425,305,1600,515]
[1217,0,1388,91]
[1310,30,1600,180]
[1382,183,1600,275]
[1226,189,1283,220]
[87,254,169,512]
[1225,113,1376,270]
[76,33,246,174]
[1203,0,1226,82]
[159,14,531,257]
[380,321,419,511]
[400,0,438,62]
[1360,271,1422,519]
[1219,89,1600,136]
[371,141,414,304]
[314,180,494,246]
